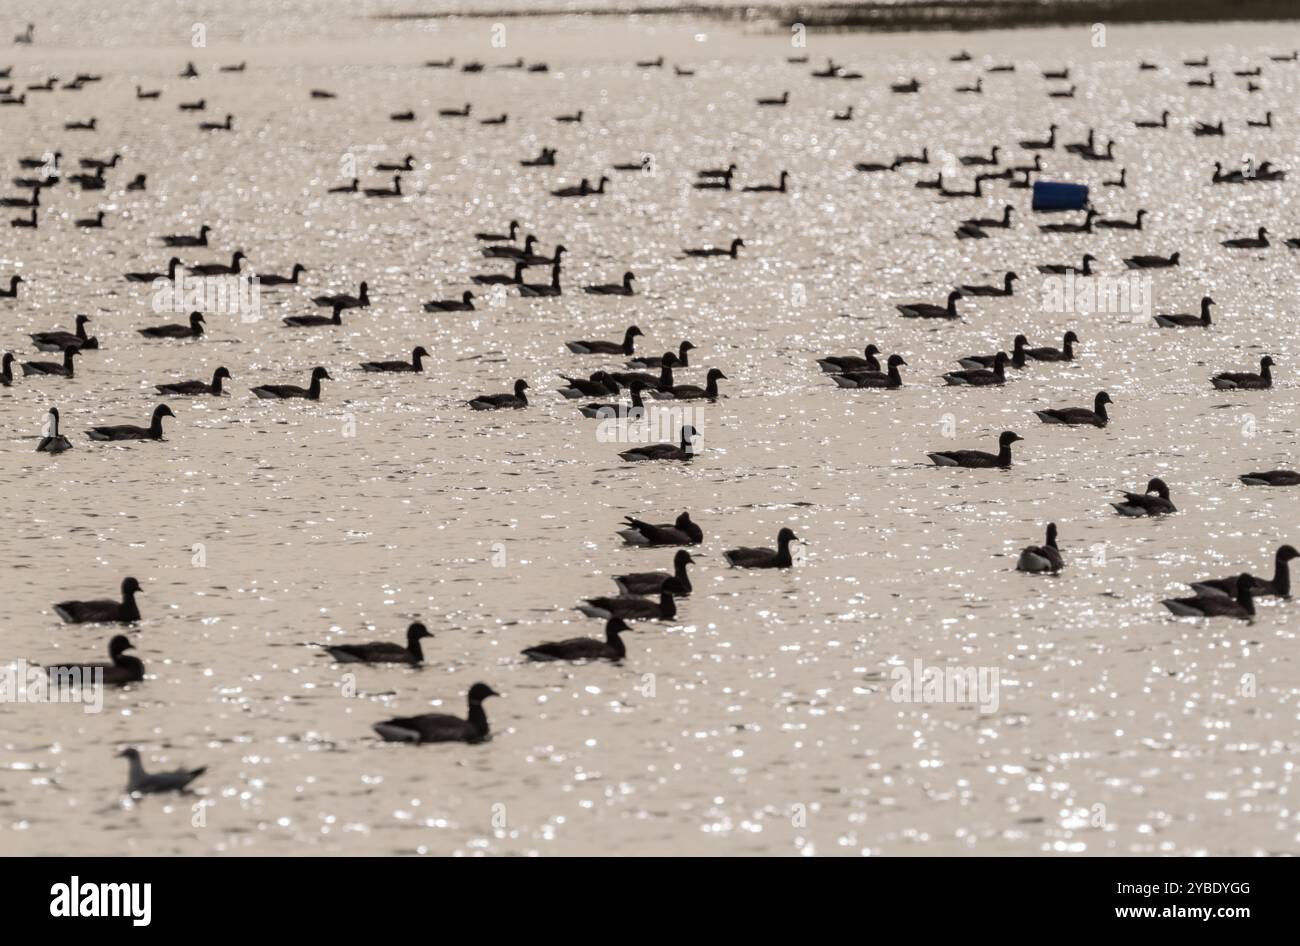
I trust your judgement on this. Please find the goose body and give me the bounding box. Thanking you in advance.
[283,302,343,327]
[583,272,637,296]
[958,337,1027,370]
[312,282,369,309]
[155,366,231,395]
[1038,210,1097,234]
[960,273,1018,297]
[1024,331,1078,361]
[251,367,330,400]
[87,404,175,441]
[665,368,726,401]
[1154,297,1213,327]
[189,252,245,277]
[1038,255,1095,276]
[518,263,562,297]
[523,618,632,662]
[619,425,699,462]
[618,512,702,547]
[831,355,906,389]
[1112,477,1176,516]
[1211,356,1273,390]
[125,258,181,282]
[424,291,474,312]
[557,372,621,398]
[160,225,211,247]
[1163,574,1255,619]
[1221,227,1269,249]
[1123,252,1179,269]
[54,577,142,624]
[22,348,78,377]
[1035,391,1112,426]
[483,234,538,260]
[928,431,1022,468]
[36,407,72,453]
[258,263,307,286]
[139,311,204,338]
[1096,209,1146,230]
[684,238,744,258]
[1016,523,1064,573]
[614,550,694,596]
[567,325,643,355]
[944,352,1008,385]
[724,528,799,568]
[470,379,529,410]
[47,634,144,686]
[361,346,428,373]
[577,581,683,620]
[898,290,962,319]
[472,261,526,286]
[326,623,432,664]
[629,341,694,370]
[1239,470,1300,486]
[1190,545,1297,598]
[818,344,880,374]
[372,683,498,744]
[31,314,95,351]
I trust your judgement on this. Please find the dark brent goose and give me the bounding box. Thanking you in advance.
[54,576,142,624]
[522,617,633,662]
[32,314,97,351]
[1191,544,1298,598]
[1038,209,1097,233]
[928,431,1023,468]
[584,272,638,296]
[518,262,562,297]
[328,178,358,193]
[1096,209,1147,230]
[832,354,906,389]
[1239,470,1300,486]
[960,272,1017,296]
[362,176,402,198]
[469,379,529,410]
[684,238,744,258]
[259,263,307,286]
[614,550,694,595]
[1019,124,1057,149]
[139,311,204,338]
[724,528,800,568]
[666,368,726,400]
[577,579,685,620]
[943,352,1009,386]
[552,177,608,198]
[962,205,1013,230]
[361,347,429,373]
[1211,356,1273,390]
[325,622,433,664]
[1112,477,1176,516]
[312,281,369,309]
[372,683,499,744]
[375,154,415,172]
[75,211,106,229]
[898,291,962,319]
[1025,332,1078,361]
[1134,110,1170,128]
[0,274,23,297]
[567,325,643,355]
[1163,574,1255,620]
[476,220,519,242]
[87,404,175,441]
[119,748,206,795]
[156,366,231,395]
[619,512,702,546]
[125,257,181,282]
[1016,523,1064,573]
[743,171,790,193]
[1155,297,1214,327]
[580,381,646,419]
[160,224,211,247]
[472,261,526,286]
[1038,254,1095,276]
[251,367,330,400]
[1035,391,1113,427]
[606,355,676,393]
[1221,227,1269,249]
[189,252,245,277]
[37,407,72,454]
[284,302,344,327]
[424,291,474,312]
[958,337,1027,370]
[483,234,538,260]
[818,343,880,374]
[1123,252,1179,269]
[629,341,694,369]
[557,372,620,399]
[47,634,144,686]
[1,352,12,386]
[22,348,78,378]
[619,425,699,462]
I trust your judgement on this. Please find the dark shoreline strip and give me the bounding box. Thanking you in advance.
[376,1,1299,32]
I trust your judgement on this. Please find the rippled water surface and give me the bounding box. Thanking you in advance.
[2,11,1299,855]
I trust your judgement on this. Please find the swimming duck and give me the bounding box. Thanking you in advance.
[818,343,880,374]
[189,252,245,276]
[1221,227,1269,249]
[361,347,429,373]
[31,314,96,351]
[1038,254,1096,275]
[312,281,369,309]
[1112,477,1176,516]
[1036,391,1112,426]
[831,354,906,389]
[1190,545,1298,598]
[21,348,78,378]
[1123,252,1179,269]
[48,633,144,686]
[251,367,330,400]
[577,580,685,620]
[943,351,1009,385]
[629,341,694,370]
[567,325,643,355]
[898,290,961,319]
[523,617,633,662]
[139,311,204,338]
[928,430,1023,468]
[1163,574,1255,620]
[618,512,702,546]
[124,258,180,283]
[118,748,206,795]
[724,528,800,568]
[469,379,529,410]
[283,302,343,327]
[959,272,1017,296]
[325,622,432,664]
[372,683,498,744]
[425,291,475,312]
[1154,296,1213,327]
[259,263,307,286]
[583,272,637,296]
[1024,331,1078,361]
[54,576,142,624]
[684,238,744,258]
[36,406,72,453]
[614,550,695,595]
[1212,356,1273,389]
[619,425,699,462]
[1016,523,1064,573]
[1239,470,1300,486]
[87,404,175,441]
[156,366,231,395]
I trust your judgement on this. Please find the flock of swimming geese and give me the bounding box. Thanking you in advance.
[3,40,1298,792]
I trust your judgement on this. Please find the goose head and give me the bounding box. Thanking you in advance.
[311,367,332,383]
[1260,355,1275,371]
[706,368,727,383]
[1063,330,1080,346]
[108,635,134,658]
[122,576,143,597]
[411,346,430,362]
[1277,545,1299,563]
[213,366,232,384]
[407,622,433,643]
[674,550,695,568]
[1045,522,1058,546]
[513,379,530,396]
[999,431,1024,448]
[1095,391,1113,409]
[468,683,499,703]
[777,527,799,546]
[153,404,176,423]
[886,354,907,368]
[1145,478,1170,499]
